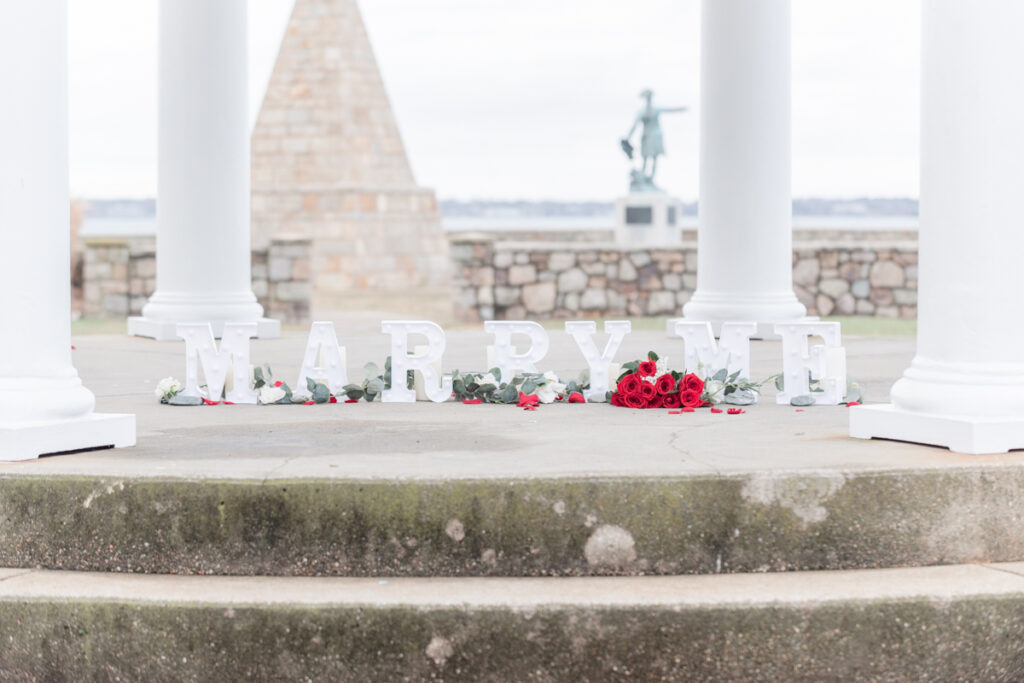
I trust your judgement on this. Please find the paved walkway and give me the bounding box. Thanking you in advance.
[5,329,1021,479]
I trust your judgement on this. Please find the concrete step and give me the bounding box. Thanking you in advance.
[2,563,1024,680]
[3,455,1024,577]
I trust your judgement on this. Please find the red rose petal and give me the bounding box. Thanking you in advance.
[329,397,338,403]
[727,408,744,415]
[345,399,359,403]
[667,410,682,415]
[303,400,315,406]
[846,401,862,407]
[710,407,723,414]
[274,381,283,388]
[462,398,483,404]
[568,392,586,404]
[795,409,805,413]
[223,401,235,405]
[681,407,695,413]
[201,398,220,406]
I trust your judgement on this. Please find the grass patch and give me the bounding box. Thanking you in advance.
[71,318,126,335]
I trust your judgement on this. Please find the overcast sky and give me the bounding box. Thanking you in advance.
[68,0,921,201]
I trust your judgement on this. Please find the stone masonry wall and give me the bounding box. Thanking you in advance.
[84,236,313,325]
[450,234,918,322]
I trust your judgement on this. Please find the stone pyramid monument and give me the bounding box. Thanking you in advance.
[251,0,451,309]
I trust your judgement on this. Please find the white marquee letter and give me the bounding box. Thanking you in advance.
[565,320,631,402]
[484,321,550,385]
[177,323,257,404]
[674,321,757,379]
[775,321,846,405]
[381,321,453,403]
[295,322,349,396]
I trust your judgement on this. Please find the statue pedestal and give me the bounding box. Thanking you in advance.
[613,194,683,246]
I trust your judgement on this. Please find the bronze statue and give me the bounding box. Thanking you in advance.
[621,89,687,192]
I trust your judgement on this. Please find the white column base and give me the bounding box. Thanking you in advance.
[0,413,135,463]
[128,316,281,341]
[850,404,1024,455]
[666,316,819,340]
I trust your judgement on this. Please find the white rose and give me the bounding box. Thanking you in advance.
[655,357,671,377]
[536,382,563,404]
[155,377,183,399]
[259,385,287,405]
[704,380,725,401]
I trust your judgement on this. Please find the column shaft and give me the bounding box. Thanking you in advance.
[0,0,94,423]
[132,0,274,339]
[682,0,805,330]
[851,0,1024,453]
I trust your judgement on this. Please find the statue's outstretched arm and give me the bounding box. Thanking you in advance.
[658,106,689,114]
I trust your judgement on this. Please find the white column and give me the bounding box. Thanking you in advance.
[129,0,278,340]
[681,0,805,334]
[0,0,134,461]
[851,0,1024,454]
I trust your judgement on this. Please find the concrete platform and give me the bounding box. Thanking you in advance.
[2,331,1024,577]
[2,563,1024,680]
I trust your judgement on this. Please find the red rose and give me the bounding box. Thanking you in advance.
[682,373,704,394]
[638,359,657,377]
[611,392,623,407]
[639,381,657,402]
[647,394,664,409]
[680,389,702,408]
[655,374,676,395]
[663,392,682,409]
[623,394,647,410]
[518,392,540,407]
[618,373,643,398]
[568,392,586,403]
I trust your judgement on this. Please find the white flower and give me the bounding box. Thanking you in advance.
[655,357,671,378]
[537,371,567,403]
[704,380,726,402]
[155,377,183,400]
[259,385,287,405]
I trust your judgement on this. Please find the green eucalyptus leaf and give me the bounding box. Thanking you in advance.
[367,377,386,394]
[168,394,202,406]
[713,368,728,382]
[306,377,318,392]
[790,395,815,407]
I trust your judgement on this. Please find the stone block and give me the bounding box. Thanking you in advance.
[893,289,917,306]
[840,262,862,282]
[477,286,494,307]
[818,250,840,269]
[548,252,575,271]
[291,258,310,281]
[816,294,835,317]
[514,253,529,265]
[793,258,820,288]
[851,279,870,298]
[495,286,520,307]
[269,257,292,282]
[508,265,537,286]
[558,268,588,293]
[834,292,856,315]
[522,282,556,314]
[819,278,850,299]
[630,252,652,267]
[876,305,899,319]
[564,292,580,312]
[662,273,682,291]
[493,251,514,269]
[853,250,877,262]
[619,259,638,282]
[582,261,605,276]
[855,299,876,315]
[870,261,905,288]
[869,288,894,306]
[581,288,608,310]
[647,291,677,315]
